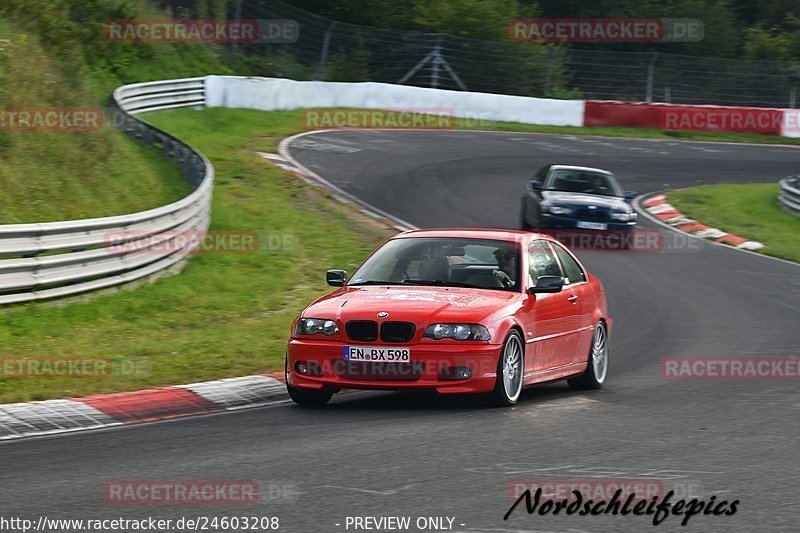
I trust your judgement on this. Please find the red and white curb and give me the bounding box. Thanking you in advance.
[1,139,408,443]
[641,194,764,252]
[0,373,287,441]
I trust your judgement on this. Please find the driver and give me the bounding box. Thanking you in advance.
[492,246,516,288]
[590,174,608,194]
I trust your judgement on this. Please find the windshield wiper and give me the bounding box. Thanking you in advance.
[348,280,406,286]
[402,279,486,289]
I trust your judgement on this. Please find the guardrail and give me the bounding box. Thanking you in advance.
[0,78,213,305]
[778,176,800,217]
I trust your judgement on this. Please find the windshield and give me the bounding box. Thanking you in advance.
[349,237,521,291]
[545,169,623,197]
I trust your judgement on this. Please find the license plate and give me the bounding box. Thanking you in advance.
[576,221,607,230]
[344,346,411,362]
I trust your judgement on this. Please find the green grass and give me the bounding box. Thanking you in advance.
[0,22,193,223]
[0,108,393,403]
[669,183,800,262]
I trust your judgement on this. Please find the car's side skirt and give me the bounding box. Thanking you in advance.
[523,361,588,386]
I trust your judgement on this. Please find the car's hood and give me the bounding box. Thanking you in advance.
[542,191,629,210]
[303,286,520,325]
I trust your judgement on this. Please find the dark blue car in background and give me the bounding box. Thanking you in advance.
[520,164,638,231]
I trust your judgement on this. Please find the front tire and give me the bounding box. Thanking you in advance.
[490,330,525,406]
[568,321,609,390]
[285,356,333,406]
[520,197,534,230]
[286,383,334,406]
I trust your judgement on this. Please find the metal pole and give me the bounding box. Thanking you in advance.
[315,21,338,81]
[438,56,468,91]
[543,47,554,95]
[646,52,659,103]
[228,0,243,69]
[431,34,444,89]
[398,51,433,85]
[790,87,796,109]
[665,86,671,104]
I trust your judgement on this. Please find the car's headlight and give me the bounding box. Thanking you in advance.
[610,211,637,221]
[424,324,491,341]
[295,318,339,336]
[542,203,573,215]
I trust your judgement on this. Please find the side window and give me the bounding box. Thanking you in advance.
[553,243,587,284]
[535,165,550,181]
[528,240,563,283]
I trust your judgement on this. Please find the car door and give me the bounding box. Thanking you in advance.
[551,241,596,364]
[524,239,582,373]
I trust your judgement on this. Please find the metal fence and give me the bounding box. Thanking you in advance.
[779,176,800,217]
[226,0,800,108]
[0,78,213,305]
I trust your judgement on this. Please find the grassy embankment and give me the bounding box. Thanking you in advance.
[669,184,800,263]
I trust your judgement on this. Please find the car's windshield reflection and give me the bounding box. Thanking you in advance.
[349,237,521,291]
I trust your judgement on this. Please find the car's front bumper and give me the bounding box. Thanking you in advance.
[287,339,502,394]
[540,213,637,230]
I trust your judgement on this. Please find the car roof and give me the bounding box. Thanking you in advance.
[549,165,613,175]
[394,228,550,244]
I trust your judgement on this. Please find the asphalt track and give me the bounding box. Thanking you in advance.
[3,131,800,533]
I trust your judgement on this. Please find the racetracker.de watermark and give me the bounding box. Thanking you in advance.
[0,356,149,379]
[103,480,299,505]
[540,229,704,253]
[510,479,663,501]
[509,18,704,43]
[0,108,102,131]
[293,359,501,379]
[662,108,800,135]
[303,109,453,130]
[661,356,800,380]
[104,19,298,43]
[103,230,298,255]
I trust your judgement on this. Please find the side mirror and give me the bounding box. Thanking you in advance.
[528,275,564,294]
[529,180,543,191]
[624,191,637,200]
[326,269,347,287]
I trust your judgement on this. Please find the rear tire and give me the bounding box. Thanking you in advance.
[568,321,609,390]
[490,330,525,407]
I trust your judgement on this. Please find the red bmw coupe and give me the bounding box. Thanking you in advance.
[286,229,611,407]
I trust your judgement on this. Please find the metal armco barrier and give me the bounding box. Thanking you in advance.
[0,78,213,305]
[778,176,800,217]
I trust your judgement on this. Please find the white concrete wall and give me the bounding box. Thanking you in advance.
[781,109,800,138]
[204,76,585,127]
